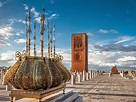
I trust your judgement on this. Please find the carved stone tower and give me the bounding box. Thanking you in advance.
[71,33,88,72]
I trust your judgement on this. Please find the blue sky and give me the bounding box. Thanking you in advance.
[0,0,136,71]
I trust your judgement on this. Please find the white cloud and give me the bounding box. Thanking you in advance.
[99,29,109,33]
[48,13,59,20]
[55,46,136,71]
[0,23,14,46]
[18,19,25,24]
[35,13,59,24]
[0,1,7,7]
[31,7,39,18]
[0,51,14,61]
[7,18,26,25]
[0,51,16,67]
[50,0,55,4]
[0,1,2,7]
[117,56,136,62]
[23,4,28,10]
[0,19,25,46]
[87,32,94,36]
[14,38,26,43]
[0,39,10,46]
[115,36,135,44]
[16,31,24,36]
[99,29,119,34]
[1,44,136,70]
[0,26,14,39]
[35,17,41,23]
[89,50,136,70]
[110,29,119,34]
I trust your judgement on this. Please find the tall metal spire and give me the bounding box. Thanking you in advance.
[50,27,53,58]
[27,10,32,56]
[40,7,45,57]
[33,20,36,57]
[25,16,28,55]
[47,19,50,58]
[53,23,56,58]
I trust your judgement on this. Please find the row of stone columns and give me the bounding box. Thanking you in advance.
[70,70,102,85]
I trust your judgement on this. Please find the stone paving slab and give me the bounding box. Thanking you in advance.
[0,85,10,102]
[66,74,136,102]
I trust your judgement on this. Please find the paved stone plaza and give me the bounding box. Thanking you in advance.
[0,84,10,102]
[66,74,136,102]
[0,74,136,102]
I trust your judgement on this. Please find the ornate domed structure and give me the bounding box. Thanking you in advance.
[4,56,70,90]
[4,6,70,93]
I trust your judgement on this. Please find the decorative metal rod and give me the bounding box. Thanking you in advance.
[27,10,32,56]
[47,19,50,58]
[50,27,53,58]
[25,16,28,55]
[40,7,45,57]
[53,23,56,58]
[34,20,36,57]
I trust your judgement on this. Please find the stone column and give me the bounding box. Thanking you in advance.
[94,72,95,77]
[91,71,93,78]
[86,72,89,80]
[82,70,86,81]
[95,71,97,77]
[71,74,75,84]
[74,72,78,82]
[89,70,92,79]
[122,71,124,77]
[109,72,111,77]
[92,71,94,78]
[77,73,81,83]
[80,72,83,82]
[97,71,99,76]
[6,84,9,91]
[96,72,98,77]
[94,71,95,78]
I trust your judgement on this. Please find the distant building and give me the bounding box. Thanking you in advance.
[71,33,88,72]
[111,65,119,74]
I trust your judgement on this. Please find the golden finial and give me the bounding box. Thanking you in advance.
[42,4,45,12]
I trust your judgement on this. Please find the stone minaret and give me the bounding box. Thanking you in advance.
[71,33,88,72]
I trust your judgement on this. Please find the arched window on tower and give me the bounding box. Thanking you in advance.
[75,53,80,61]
